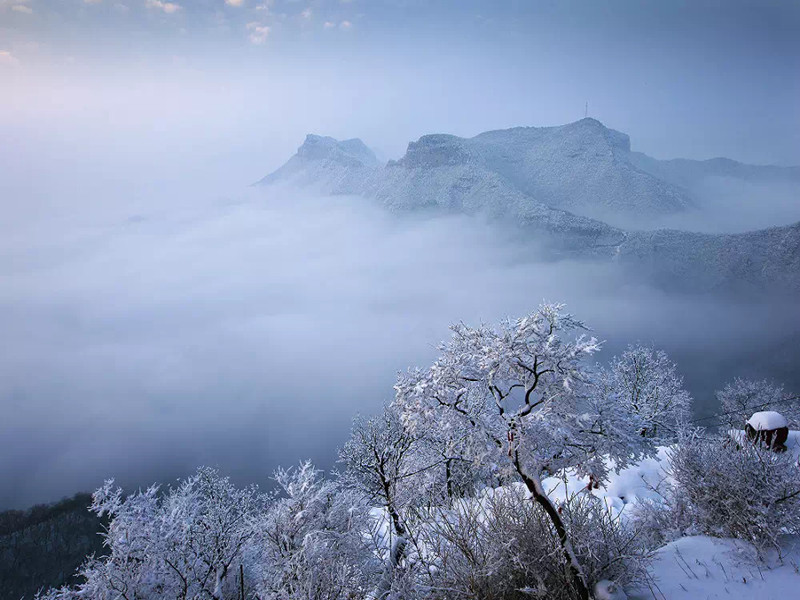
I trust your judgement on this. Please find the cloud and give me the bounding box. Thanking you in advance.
[145,0,181,14]
[225,0,244,6]
[300,7,311,19]
[323,20,352,31]
[0,50,20,67]
[246,21,270,44]
[11,4,32,13]
[1,185,798,510]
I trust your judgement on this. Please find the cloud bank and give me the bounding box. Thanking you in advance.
[1,185,797,509]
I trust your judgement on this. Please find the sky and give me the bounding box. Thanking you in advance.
[1,0,799,176]
[1,0,799,509]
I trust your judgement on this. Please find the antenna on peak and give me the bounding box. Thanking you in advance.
[584,102,588,119]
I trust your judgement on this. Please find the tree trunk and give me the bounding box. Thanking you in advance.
[513,451,590,600]
[446,458,454,499]
[373,475,408,600]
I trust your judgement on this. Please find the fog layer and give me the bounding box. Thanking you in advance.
[1,183,798,509]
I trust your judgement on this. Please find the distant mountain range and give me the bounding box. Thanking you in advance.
[257,119,800,293]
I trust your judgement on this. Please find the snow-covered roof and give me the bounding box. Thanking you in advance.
[747,410,788,431]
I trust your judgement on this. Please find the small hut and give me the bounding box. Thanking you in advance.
[745,411,789,452]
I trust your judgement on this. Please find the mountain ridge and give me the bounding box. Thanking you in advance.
[257,120,800,293]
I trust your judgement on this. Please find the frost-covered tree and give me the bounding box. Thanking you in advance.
[339,405,438,598]
[716,377,798,430]
[248,461,377,600]
[39,467,265,600]
[339,406,420,540]
[394,304,655,600]
[601,345,691,442]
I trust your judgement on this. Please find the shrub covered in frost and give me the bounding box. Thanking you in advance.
[409,486,650,600]
[668,431,800,554]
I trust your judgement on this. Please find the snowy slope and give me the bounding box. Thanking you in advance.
[546,432,800,520]
[619,221,800,293]
[552,433,800,599]
[367,435,800,599]
[631,535,800,600]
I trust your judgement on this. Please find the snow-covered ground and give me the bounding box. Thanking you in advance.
[545,432,800,599]
[542,446,674,519]
[631,535,800,600]
[546,431,800,516]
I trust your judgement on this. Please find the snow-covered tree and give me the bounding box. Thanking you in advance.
[39,467,265,600]
[248,461,377,600]
[339,406,421,540]
[601,345,691,442]
[394,304,656,600]
[339,405,440,598]
[716,377,798,430]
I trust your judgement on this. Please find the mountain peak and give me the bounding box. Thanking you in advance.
[558,118,631,153]
[296,134,379,167]
[254,134,379,187]
[395,134,473,168]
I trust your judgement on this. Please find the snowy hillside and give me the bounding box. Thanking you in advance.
[619,221,800,293]
[635,535,800,600]
[30,305,800,600]
[548,433,800,599]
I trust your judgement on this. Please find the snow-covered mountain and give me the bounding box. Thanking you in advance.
[261,119,696,226]
[255,134,380,192]
[630,152,800,191]
[620,221,800,293]
[258,121,800,293]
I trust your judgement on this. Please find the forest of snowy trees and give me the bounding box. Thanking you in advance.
[35,304,800,600]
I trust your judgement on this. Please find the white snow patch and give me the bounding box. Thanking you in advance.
[595,579,629,599]
[748,410,788,430]
[630,535,800,599]
[541,447,673,521]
